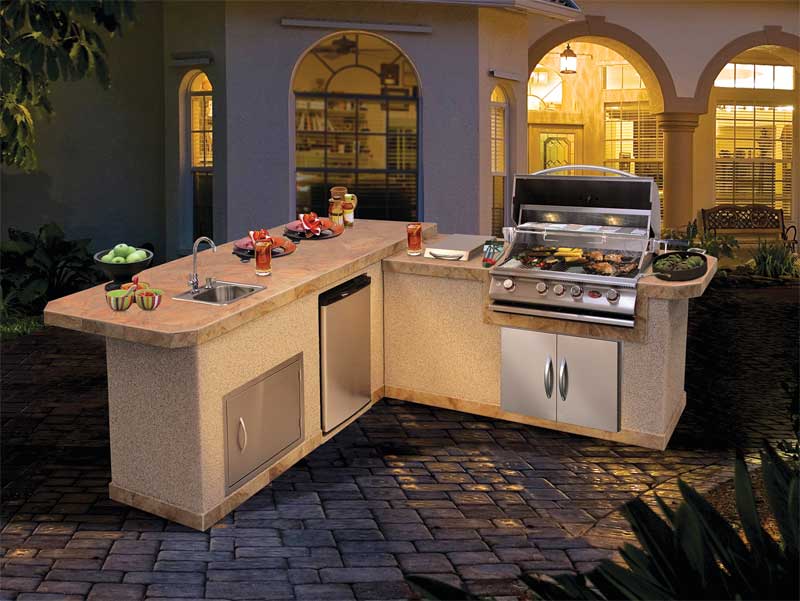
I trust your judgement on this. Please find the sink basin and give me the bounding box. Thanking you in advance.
[173,281,265,306]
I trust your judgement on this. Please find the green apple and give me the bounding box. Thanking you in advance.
[113,243,133,257]
[101,253,115,263]
[126,251,146,263]
[111,256,127,264]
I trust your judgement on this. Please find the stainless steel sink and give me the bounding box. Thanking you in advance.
[173,281,265,306]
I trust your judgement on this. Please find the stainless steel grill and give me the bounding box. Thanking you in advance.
[488,165,660,328]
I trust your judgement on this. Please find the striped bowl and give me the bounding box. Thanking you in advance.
[106,290,134,311]
[135,288,163,311]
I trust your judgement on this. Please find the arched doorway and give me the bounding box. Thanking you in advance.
[292,32,420,221]
[700,44,798,222]
[527,41,664,213]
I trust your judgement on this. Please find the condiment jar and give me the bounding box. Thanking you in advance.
[330,200,344,226]
[342,200,355,227]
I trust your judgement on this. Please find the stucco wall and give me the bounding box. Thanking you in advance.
[1,3,165,256]
[478,8,529,234]
[222,1,481,238]
[530,1,799,101]
[162,1,227,256]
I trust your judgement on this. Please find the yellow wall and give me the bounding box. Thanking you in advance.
[527,43,649,172]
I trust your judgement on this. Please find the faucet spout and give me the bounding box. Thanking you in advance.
[190,237,217,292]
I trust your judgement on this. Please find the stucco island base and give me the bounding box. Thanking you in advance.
[45,224,714,530]
[105,261,386,531]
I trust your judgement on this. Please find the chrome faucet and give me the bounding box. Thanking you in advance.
[189,236,217,293]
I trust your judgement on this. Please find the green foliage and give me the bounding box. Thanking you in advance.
[1,0,134,170]
[408,442,799,601]
[663,220,739,259]
[0,313,43,339]
[776,381,799,465]
[750,240,800,279]
[0,222,101,317]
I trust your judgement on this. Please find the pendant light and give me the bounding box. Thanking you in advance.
[560,43,577,74]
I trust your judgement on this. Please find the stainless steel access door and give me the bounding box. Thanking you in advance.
[501,328,557,421]
[225,355,303,492]
[320,276,371,433]
[555,335,619,432]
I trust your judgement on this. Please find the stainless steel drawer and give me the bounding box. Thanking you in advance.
[224,355,303,491]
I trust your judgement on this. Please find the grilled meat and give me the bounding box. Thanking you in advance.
[588,250,604,262]
[617,262,638,274]
[590,262,616,275]
[604,253,623,263]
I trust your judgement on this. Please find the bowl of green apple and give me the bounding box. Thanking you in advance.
[94,244,154,290]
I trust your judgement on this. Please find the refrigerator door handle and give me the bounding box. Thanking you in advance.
[544,355,554,399]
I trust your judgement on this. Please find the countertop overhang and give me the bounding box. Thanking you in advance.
[44,220,436,348]
[45,226,717,349]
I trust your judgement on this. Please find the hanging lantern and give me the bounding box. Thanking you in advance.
[560,43,577,74]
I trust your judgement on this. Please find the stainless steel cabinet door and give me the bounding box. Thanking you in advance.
[555,335,619,432]
[225,357,303,490]
[501,328,557,421]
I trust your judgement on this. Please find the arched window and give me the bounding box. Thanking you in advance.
[293,32,420,221]
[188,72,213,239]
[490,86,509,237]
[527,67,563,111]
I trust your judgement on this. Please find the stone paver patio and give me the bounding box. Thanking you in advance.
[1,284,797,600]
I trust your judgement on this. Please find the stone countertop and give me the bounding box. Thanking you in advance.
[44,220,437,349]
[638,255,718,299]
[382,234,492,282]
[384,238,718,300]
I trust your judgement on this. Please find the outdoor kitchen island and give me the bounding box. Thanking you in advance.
[44,220,715,531]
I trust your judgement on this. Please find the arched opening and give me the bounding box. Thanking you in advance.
[490,86,510,237]
[704,45,798,221]
[292,32,420,221]
[182,70,214,241]
[527,41,664,212]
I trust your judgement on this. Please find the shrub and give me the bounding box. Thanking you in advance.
[0,223,102,317]
[408,442,799,600]
[750,240,800,279]
[662,220,738,259]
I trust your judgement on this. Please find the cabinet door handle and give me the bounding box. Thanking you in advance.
[558,358,569,401]
[237,417,248,452]
[544,355,554,399]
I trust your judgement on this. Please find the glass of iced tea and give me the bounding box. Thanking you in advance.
[407,222,423,256]
[253,238,273,276]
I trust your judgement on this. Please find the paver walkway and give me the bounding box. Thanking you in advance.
[1,283,797,600]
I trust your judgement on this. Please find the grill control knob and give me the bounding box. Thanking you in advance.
[570,285,583,298]
[552,283,565,296]
[502,278,516,291]
[606,289,620,303]
[535,282,548,294]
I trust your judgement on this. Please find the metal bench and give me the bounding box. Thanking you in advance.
[701,204,797,250]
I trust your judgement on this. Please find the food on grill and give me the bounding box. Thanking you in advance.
[588,250,604,262]
[617,262,638,274]
[604,253,623,263]
[589,262,616,275]
[565,255,587,264]
[654,253,704,272]
[555,247,582,257]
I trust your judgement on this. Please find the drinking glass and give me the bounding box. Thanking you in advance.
[407,223,423,256]
[254,238,273,276]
